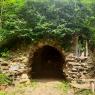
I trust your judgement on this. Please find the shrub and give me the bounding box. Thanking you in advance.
[57,81,69,93]
[0,74,12,85]
[0,49,10,58]
[0,91,6,95]
[75,89,93,95]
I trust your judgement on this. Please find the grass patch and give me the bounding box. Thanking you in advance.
[0,91,6,95]
[0,80,38,95]
[0,74,12,85]
[56,81,70,93]
[75,89,94,95]
[0,49,10,58]
[30,80,38,88]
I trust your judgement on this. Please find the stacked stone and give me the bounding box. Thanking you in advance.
[65,53,94,81]
[0,51,94,83]
[85,56,95,78]
[0,58,9,74]
[9,56,28,81]
[0,56,29,83]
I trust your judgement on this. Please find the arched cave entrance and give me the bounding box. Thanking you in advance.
[29,45,66,79]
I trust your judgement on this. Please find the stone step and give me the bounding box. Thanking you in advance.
[66,60,77,63]
[68,62,80,66]
[66,55,75,58]
[71,68,77,71]
[1,66,9,70]
[73,66,84,70]
[66,57,76,62]
[67,71,78,74]
[73,65,82,68]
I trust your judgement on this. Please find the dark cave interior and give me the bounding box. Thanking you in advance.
[31,45,66,79]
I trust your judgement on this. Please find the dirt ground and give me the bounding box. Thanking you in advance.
[4,79,74,95]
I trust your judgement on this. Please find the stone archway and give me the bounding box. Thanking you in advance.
[28,44,66,79]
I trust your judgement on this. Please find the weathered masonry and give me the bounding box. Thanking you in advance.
[0,38,95,82]
[27,39,95,81]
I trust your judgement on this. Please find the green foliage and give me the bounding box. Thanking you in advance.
[75,89,93,95]
[0,49,10,58]
[0,91,6,95]
[0,74,12,85]
[0,0,95,50]
[57,81,69,93]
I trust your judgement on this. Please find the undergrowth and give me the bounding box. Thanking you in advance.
[0,49,10,58]
[0,74,12,85]
[75,89,94,95]
[57,81,70,93]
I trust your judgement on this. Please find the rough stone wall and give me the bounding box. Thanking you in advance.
[0,52,29,83]
[27,39,64,79]
[64,52,95,81]
[0,41,95,83]
[0,40,64,83]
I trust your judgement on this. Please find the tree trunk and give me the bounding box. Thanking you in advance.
[85,40,88,57]
[75,36,79,58]
[0,0,4,29]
